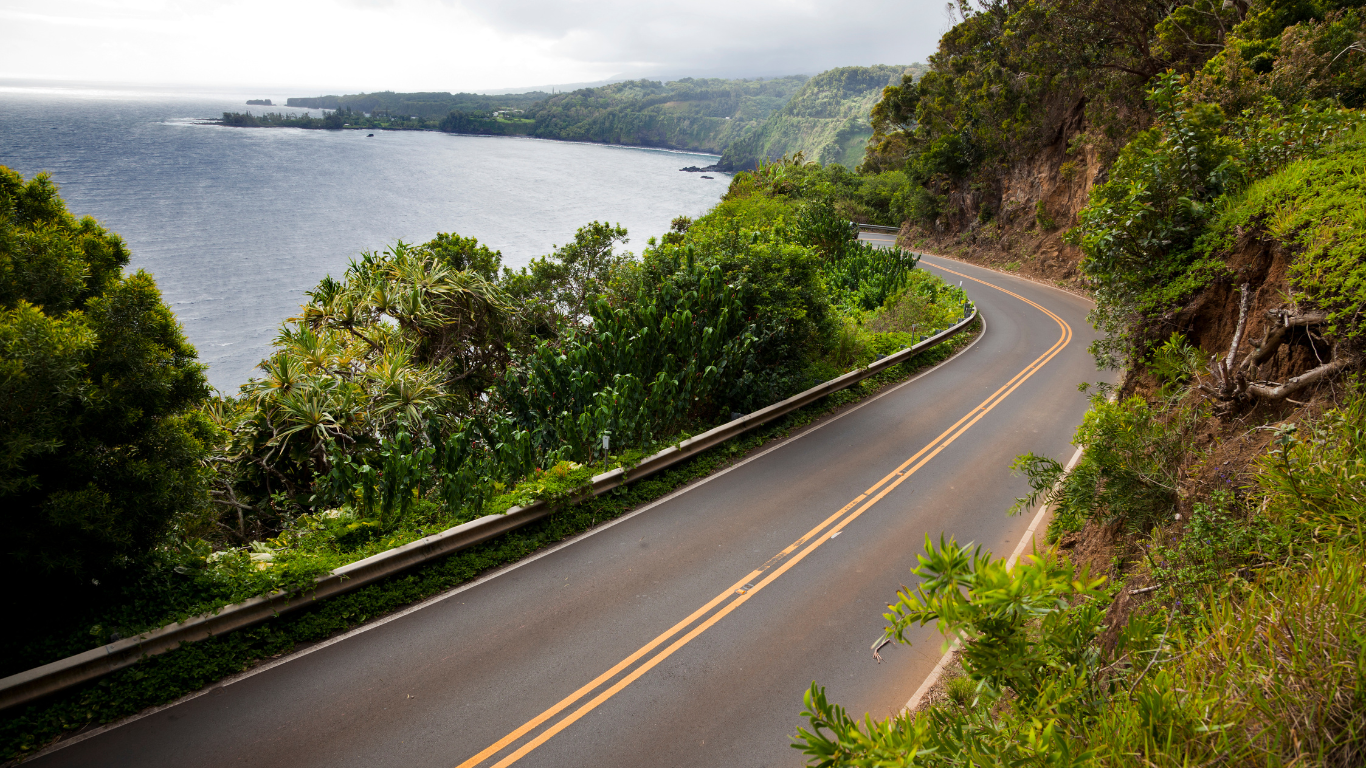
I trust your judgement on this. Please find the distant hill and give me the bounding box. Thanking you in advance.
[718,65,927,171]
[284,77,808,154]
[285,91,549,118]
[279,70,916,163]
[511,76,808,153]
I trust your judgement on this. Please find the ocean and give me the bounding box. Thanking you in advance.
[0,82,729,390]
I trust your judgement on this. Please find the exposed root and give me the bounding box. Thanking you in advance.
[1202,292,1349,405]
[1246,356,1353,400]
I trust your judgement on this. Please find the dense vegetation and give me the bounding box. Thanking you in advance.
[0,151,970,694]
[230,71,919,168]
[793,0,1366,765]
[0,168,214,617]
[718,66,924,170]
[851,0,1366,229]
[727,156,927,227]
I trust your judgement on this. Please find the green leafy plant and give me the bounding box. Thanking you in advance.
[0,167,215,612]
[882,538,1108,700]
[1149,491,1276,606]
[321,431,434,531]
[944,675,976,709]
[795,537,1108,767]
[1013,394,1196,539]
[1148,331,1208,397]
[1257,382,1366,545]
[1034,200,1056,231]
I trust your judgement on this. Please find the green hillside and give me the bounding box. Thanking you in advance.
[515,77,807,152]
[718,65,925,170]
[281,77,811,154]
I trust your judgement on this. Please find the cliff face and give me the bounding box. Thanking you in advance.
[897,98,1107,288]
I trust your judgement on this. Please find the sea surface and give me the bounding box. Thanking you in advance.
[0,82,730,390]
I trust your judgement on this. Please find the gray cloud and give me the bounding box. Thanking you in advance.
[459,0,948,81]
[0,0,949,91]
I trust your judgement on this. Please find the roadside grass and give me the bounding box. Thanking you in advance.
[1,321,979,762]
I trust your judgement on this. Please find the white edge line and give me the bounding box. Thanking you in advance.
[1007,444,1085,570]
[900,442,1085,715]
[860,231,1088,303]
[917,253,1093,304]
[27,313,989,761]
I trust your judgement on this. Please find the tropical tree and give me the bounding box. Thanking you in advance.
[0,167,214,603]
[213,239,515,534]
[503,222,630,329]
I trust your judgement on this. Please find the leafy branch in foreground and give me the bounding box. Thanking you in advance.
[795,538,1108,767]
[882,538,1109,702]
[795,382,1366,768]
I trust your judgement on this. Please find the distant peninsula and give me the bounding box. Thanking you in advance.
[213,66,926,171]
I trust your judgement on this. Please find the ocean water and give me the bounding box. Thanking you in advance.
[0,83,730,390]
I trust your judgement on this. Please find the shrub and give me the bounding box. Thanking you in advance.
[1202,125,1366,339]
[1013,391,1201,539]
[1071,70,1363,368]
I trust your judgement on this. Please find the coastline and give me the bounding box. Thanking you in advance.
[209,116,732,163]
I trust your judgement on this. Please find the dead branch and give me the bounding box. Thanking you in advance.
[1204,296,1349,404]
[1242,310,1332,374]
[1227,284,1252,367]
[1209,284,1254,401]
[209,491,254,510]
[1246,356,1353,400]
[1282,310,1330,327]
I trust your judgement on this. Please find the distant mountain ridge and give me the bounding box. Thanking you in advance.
[280,67,923,166]
[718,65,927,171]
[285,91,547,118]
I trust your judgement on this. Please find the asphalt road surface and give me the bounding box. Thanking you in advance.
[34,245,1112,768]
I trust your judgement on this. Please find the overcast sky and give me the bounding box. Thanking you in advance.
[1,0,949,94]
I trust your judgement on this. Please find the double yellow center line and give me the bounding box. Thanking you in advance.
[456,262,1072,768]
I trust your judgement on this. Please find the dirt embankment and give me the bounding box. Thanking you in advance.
[1055,229,1350,650]
[892,98,1360,706]
[895,100,1106,289]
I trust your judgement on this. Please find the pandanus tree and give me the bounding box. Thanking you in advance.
[210,239,515,535]
[300,242,514,399]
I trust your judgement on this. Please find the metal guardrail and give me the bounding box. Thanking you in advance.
[0,304,978,713]
[856,224,901,233]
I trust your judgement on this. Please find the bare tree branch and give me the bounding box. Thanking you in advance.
[1247,356,1353,400]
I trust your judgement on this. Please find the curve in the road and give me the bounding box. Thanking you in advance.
[460,261,1074,768]
[31,254,1108,768]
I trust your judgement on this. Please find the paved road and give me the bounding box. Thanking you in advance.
[35,246,1110,768]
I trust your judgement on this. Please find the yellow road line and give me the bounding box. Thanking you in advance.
[459,262,1071,767]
